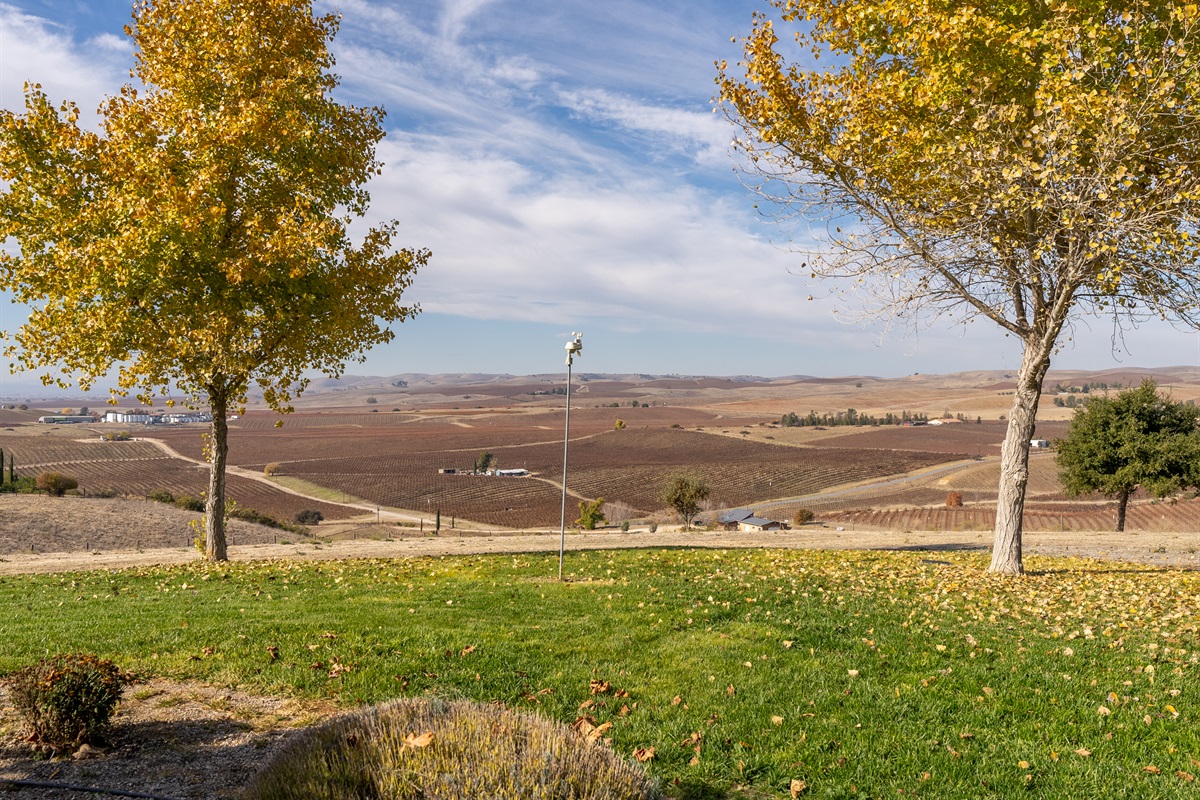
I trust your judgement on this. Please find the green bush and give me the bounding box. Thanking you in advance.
[243,698,660,800]
[5,654,124,748]
[295,509,325,525]
[793,508,815,525]
[147,489,175,504]
[174,494,204,512]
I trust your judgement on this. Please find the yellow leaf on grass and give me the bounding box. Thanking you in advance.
[633,746,655,762]
[1075,748,1091,757]
[790,778,807,797]
[1143,765,1161,774]
[1097,705,1111,716]
[1018,760,1030,769]
[403,732,434,749]
[772,715,784,726]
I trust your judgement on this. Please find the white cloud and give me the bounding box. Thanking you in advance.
[561,88,730,167]
[0,5,126,126]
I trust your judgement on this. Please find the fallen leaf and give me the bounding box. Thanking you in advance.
[959,732,974,740]
[587,721,613,743]
[848,669,860,677]
[1075,748,1091,757]
[671,695,683,706]
[1177,771,1195,782]
[727,684,737,697]
[633,746,655,762]
[689,755,701,767]
[1165,704,1179,717]
[1018,760,1030,769]
[578,699,594,710]
[403,732,434,749]
[1143,765,1161,774]
[265,645,279,661]
[790,778,807,797]
[772,715,784,726]
[1097,705,1111,716]
[783,640,794,649]
[1062,647,1074,657]
[460,645,476,657]
[590,680,611,695]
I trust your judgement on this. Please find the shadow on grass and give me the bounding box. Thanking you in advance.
[874,542,988,553]
[668,778,735,800]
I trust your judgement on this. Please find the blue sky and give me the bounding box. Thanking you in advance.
[2,0,1198,385]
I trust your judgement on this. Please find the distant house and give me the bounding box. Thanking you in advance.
[438,468,460,474]
[718,509,755,530]
[718,509,785,532]
[738,516,786,532]
[1030,439,1050,449]
[494,468,529,477]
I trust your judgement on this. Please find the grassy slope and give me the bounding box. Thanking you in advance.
[2,549,1198,798]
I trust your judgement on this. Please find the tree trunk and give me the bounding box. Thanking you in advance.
[1115,489,1130,532]
[989,337,1055,575]
[205,386,229,562]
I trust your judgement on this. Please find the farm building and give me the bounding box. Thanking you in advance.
[718,508,786,532]
[103,411,153,424]
[718,509,755,529]
[737,516,786,532]
[494,468,529,477]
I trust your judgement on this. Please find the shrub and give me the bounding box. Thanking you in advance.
[648,523,658,534]
[946,492,964,508]
[242,698,660,800]
[6,654,124,748]
[264,462,281,476]
[621,521,630,532]
[793,508,815,525]
[36,472,78,497]
[147,489,175,504]
[296,509,325,525]
[174,494,204,512]
[613,419,626,431]
[575,498,606,530]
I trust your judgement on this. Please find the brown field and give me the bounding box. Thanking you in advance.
[3,366,1199,534]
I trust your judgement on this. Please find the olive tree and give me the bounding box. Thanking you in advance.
[0,0,428,560]
[720,0,1200,573]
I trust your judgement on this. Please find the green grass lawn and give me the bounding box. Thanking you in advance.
[2,548,1198,798]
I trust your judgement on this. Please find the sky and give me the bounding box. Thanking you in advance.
[1,0,1198,386]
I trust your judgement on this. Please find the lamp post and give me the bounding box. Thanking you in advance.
[559,332,582,580]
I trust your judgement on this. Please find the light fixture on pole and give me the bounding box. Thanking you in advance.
[559,332,582,580]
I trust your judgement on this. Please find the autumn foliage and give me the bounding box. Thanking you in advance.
[0,0,427,560]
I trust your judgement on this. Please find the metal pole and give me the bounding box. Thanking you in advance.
[559,357,573,580]
[558,332,581,580]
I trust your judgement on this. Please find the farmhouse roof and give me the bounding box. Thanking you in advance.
[739,516,779,529]
[718,508,756,524]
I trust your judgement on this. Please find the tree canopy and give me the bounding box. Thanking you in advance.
[0,0,428,560]
[1056,380,1200,531]
[719,0,1200,573]
[662,472,710,530]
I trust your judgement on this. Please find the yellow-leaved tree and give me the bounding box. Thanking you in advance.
[719,1,1200,574]
[0,0,429,561]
